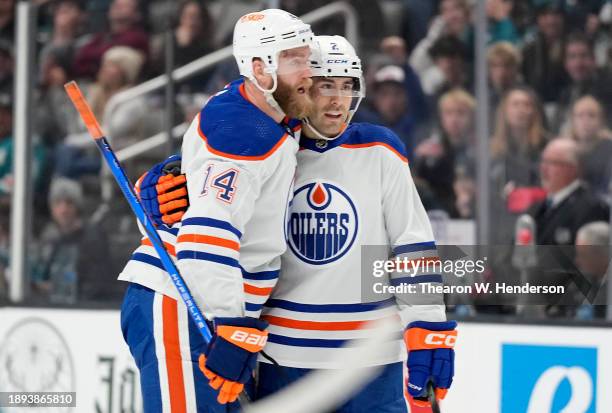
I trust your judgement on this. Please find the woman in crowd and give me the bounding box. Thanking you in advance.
[490,85,549,242]
[568,95,612,195]
[149,0,214,92]
[415,88,476,217]
[55,46,146,178]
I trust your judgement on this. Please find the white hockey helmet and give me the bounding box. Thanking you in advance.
[233,9,314,97]
[304,35,365,140]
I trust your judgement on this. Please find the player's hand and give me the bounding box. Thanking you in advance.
[404,320,457,406]
[134,155,188,227]
[198,317,268,404]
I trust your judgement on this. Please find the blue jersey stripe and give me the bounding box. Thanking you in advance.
[264,298,395,313]
[131,252,165,271]
[267,332,403,348]
[268,333,348,348]
[393,241,437,255]
[181,217,242,239]
[177,250,239,268]
[390,274,443,286]
[245,302,264,312]
[241,268,280,280]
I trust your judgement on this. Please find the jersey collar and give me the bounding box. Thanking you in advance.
[299,126,351,153]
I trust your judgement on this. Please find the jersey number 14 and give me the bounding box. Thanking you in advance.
[201,164,239,204]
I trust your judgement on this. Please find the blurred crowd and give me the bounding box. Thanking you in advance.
[0,0,610,319]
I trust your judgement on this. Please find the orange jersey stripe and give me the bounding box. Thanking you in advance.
[162,296,187,413]
[141,238,176,256]
[177,234,240,251]
[238,83,252,103]
[340,142,408,163]
[197,113,289,161]
[263,315,382,331]
[243,283,274,296]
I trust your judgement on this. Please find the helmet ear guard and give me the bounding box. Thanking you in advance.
[303,35,366,141]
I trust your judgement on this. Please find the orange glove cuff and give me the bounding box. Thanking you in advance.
[216,325,268,353]
[404,328,457,350]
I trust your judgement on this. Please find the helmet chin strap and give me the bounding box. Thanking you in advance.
[302,116,346,141]
[251,70,287,120]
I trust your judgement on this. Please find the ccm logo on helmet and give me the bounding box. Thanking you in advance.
[327,59,349,64]
[230,330,268,347]
[240,13,265,22]
[425,333,457,347]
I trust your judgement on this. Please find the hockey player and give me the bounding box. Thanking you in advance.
[255,35,457,412]
[141,36,457,412]
[118,9,314,412]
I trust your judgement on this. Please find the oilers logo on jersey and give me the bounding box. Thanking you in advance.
[287,181,359,265]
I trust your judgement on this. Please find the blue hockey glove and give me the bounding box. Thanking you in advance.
[135,155,188,227]
[404,320,457,404]
[198,317,268,404]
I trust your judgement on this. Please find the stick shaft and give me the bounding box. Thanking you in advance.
[64,81,212,343]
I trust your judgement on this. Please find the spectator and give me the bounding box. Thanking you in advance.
[532,138,609,245]
[400,0,440,51]
[490,86,548,242]
[415,89,476,217]
[423,34,471,100]
[539,0,608,34]
[36,1,87,145]
[31,177,117,303]
[593,1,612,67]
[0,0,14,44]
[149,0,214,92]
[379,37,430,127]
[0,94,47,204]
[38,0,85,76]
[573,221,609,319]
[491,86,548,191]
[353,65,417,159]
[56,46,146,179]
[71,0,148,79]
[380,36,408,66]
[552,32,612,132]
[486,0,520,44]
[568,95,612,195]
[409,0,472,87]
[488,42,522,114]
[522,4,568,102]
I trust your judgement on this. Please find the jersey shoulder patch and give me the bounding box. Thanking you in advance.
[341,123,408,162]
[197,80,288,160]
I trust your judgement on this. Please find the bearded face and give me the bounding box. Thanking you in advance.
[273,74,314,119]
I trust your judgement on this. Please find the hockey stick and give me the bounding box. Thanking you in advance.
[428,383,441,413]
[64,81,213,342]
[65,81,255,405]
[410,382,441,413]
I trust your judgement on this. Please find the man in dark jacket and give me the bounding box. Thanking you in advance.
[532,138,609,246]
[525,138,608,317]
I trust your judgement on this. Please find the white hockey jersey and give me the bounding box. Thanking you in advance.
[119,79,300,319]
[259,122,446,369]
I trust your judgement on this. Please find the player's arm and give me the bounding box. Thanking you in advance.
[135,147,272,404]
[380,132,457,404]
